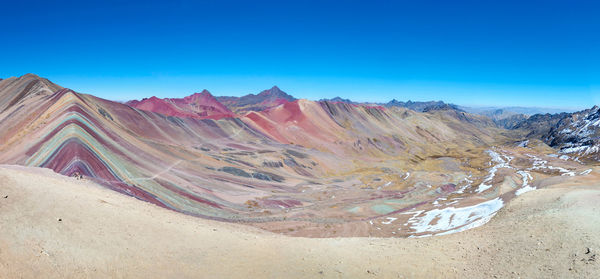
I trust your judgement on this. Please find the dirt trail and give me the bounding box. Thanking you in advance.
[1,165,599,278]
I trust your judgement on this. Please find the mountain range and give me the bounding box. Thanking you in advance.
[0,73,597,238]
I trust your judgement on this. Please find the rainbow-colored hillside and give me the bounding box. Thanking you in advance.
[0,74,593,237]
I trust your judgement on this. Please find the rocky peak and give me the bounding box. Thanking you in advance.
[257,86,295,101]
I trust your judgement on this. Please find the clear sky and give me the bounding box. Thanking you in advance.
[0,0,597,109]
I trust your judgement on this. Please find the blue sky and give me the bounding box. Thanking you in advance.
[0,0,597,109]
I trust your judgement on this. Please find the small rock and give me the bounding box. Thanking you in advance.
[58,218,62,222]
[585,247,592,254]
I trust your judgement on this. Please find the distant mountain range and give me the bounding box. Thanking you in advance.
[122,82,578,127]
[461,106,577,116]
[385,99,464,112]
[123,82,597,163]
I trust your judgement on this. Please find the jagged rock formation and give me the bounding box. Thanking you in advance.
[512,112,570,137]
[544,106,600,161]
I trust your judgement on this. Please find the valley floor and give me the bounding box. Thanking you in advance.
[1,165,599,278]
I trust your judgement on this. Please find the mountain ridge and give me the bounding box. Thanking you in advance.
[125,89,235,119]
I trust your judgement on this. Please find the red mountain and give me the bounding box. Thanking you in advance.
[126,90,235,119]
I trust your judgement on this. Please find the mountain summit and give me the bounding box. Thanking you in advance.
[217,86,296,114]
[0,73,63,112]
[255,86,295,100]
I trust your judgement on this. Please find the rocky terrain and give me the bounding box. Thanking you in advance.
[544,106,600,162]
[495,106,600,163]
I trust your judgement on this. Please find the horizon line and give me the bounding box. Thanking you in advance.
[1,73,592,112]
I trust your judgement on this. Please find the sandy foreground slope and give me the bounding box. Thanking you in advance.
[1,165,599,278]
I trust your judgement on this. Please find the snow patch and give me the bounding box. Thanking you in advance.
[548,154,571,161]
[527,154,575,176]
[407,198,504,235]
[381,217,397,225]
[515,170,535,196]
[475,150,513,193]
[517,140,529,147]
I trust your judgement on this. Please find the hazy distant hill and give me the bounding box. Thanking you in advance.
[459,106,578,129]
[385,99,464,112]
[461,106,576,116]
[319,96,356,104]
